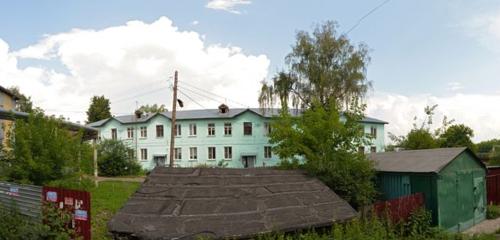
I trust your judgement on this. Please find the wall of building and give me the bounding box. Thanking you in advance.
[96,111,387,170]
[0,91,17,146]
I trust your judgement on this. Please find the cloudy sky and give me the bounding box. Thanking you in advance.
[1,0,500,142]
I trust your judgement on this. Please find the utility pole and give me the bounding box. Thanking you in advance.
[169,71,178,167]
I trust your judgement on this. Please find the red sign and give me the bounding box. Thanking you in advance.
[42,187,91,240]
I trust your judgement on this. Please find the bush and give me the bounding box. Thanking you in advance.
[0,203,75,239]
[98,139,142,176]
[487,205,500,219]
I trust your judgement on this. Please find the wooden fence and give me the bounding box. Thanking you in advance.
[487,166,500,205]
[373,192,425,223]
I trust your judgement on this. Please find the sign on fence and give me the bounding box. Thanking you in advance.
[373,192,425,223]
[43,186,91,240]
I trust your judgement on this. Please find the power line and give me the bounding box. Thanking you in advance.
[179,82,249,108]
[178,85,222,104]
[112,86,169,104]
[345,0,391,35]
[178,89,207,109]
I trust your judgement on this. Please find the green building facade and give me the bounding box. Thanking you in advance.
[371,148,487,232]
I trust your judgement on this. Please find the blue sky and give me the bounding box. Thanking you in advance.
[1,0,500,141]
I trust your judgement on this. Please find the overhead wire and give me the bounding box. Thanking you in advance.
[177,89,207,109]
[344,0,391,34]
[179,82,249,108]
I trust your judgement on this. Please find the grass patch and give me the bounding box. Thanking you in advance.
[90,181,140,240]
[487,205,500,219]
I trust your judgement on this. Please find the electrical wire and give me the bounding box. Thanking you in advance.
[344,0,391,34]
[179,82,248,108]
[177,89,207,109]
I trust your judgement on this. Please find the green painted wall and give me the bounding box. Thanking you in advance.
[376,150,486,231]
[437,151,486,232]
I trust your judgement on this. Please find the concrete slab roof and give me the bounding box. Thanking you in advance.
[108,167,357,240]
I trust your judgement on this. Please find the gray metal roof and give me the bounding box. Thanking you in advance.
[369,147,475,173]
[87,108,387,127]
[108,167,357,240]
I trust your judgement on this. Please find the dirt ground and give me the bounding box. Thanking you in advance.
[464,218,500,235]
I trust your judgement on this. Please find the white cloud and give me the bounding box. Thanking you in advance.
[367,92,500,143]
[206,0,251,14]
[464,11,500,51]
[447,82,463,92]
[191,20,199,26]
[2,17,270,122]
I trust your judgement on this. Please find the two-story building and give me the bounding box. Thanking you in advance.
[88,104,388,170]
[0,86,19,146]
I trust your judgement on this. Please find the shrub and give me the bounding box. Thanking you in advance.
[98,139,142,176]
[487,204,500,219]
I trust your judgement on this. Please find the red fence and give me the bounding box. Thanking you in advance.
[487,167,500,205]
[42,186,91,240]
[373,192,425,223]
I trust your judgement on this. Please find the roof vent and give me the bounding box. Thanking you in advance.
[218,104,229,114]
[135,109,143,119]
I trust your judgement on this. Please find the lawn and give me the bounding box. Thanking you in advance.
[90,181,141,240]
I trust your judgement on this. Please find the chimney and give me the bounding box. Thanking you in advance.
[135,109,143,119]
[218,104,229,114]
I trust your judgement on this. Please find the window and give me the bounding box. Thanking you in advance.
[127,149,135,159]
[140,148,148,161]
[264,122,272,136]
[189,147,198,160]
[140,126,147,138]
[243,122,252,136]
[111,128,117,140]
[127,127,134,139]
[358,146,365,154]
[174,124,181,136]
[370,146,377,153]
[208,147,216,160]
[370,127,377,138]
[189,124,197,136]
[156,125,164,138]
[174,148,182,160]
[264,146,272,159]
[208,123,215,136]
[224,123,232,136]
[224,146,232,159]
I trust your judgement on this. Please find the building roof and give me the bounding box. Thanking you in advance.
[87,108,387,127]
[108,167,357,240]
[0,108,98,140]
[0,86,19,100]
[369,147,482,173]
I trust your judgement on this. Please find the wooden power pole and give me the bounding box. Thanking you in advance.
[169,71,178,167]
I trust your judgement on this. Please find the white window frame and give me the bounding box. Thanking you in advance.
[156,125,164,138]
[189,147,198,160]
[127,127,134,139]
[175,124,181,136]
[264,146,272,159]
[264,122,271,136]
[208,147,216,160]
[208,123,215,136]
[189,123,197,136]
[370,126,377,138]
[111,128,117,140]
[224,123,232,136]
[224,146,232,160]
[140,148,148,161]
[174,147,182,160]
[140,126,147,138]
[243,122,252,136]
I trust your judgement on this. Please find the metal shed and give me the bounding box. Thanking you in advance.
[108,167,357,240]
[370,147,487,232]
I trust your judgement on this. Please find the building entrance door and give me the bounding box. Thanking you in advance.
[153,155,166,167]
[242,156,256,168]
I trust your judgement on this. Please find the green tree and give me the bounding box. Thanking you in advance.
[274,101,375,207]
[258,21,371,111]
[97,139,141,177]
[438,124,475,150]
[1,110,85,185]
[138,104,167,113]
[393,129,439,150]
[8,87,33,113]
[86,95,111,123]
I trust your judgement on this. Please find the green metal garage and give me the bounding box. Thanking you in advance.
[370,147,487,232]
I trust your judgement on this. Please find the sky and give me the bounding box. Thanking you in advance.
[1,0,500,142]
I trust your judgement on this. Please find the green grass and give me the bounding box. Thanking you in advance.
[486,204,500,219]
[90,181,141,240]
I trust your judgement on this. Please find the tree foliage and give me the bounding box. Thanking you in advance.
[97,139,142,177]
[138,104,167,113]
[438,124,475,150]
[274,101,375,207]
[8,87,33,113]
[258,21,371,111]
[86,95,111,123]
[0,110,86,185]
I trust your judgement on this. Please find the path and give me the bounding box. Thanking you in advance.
[464,218,500,235]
